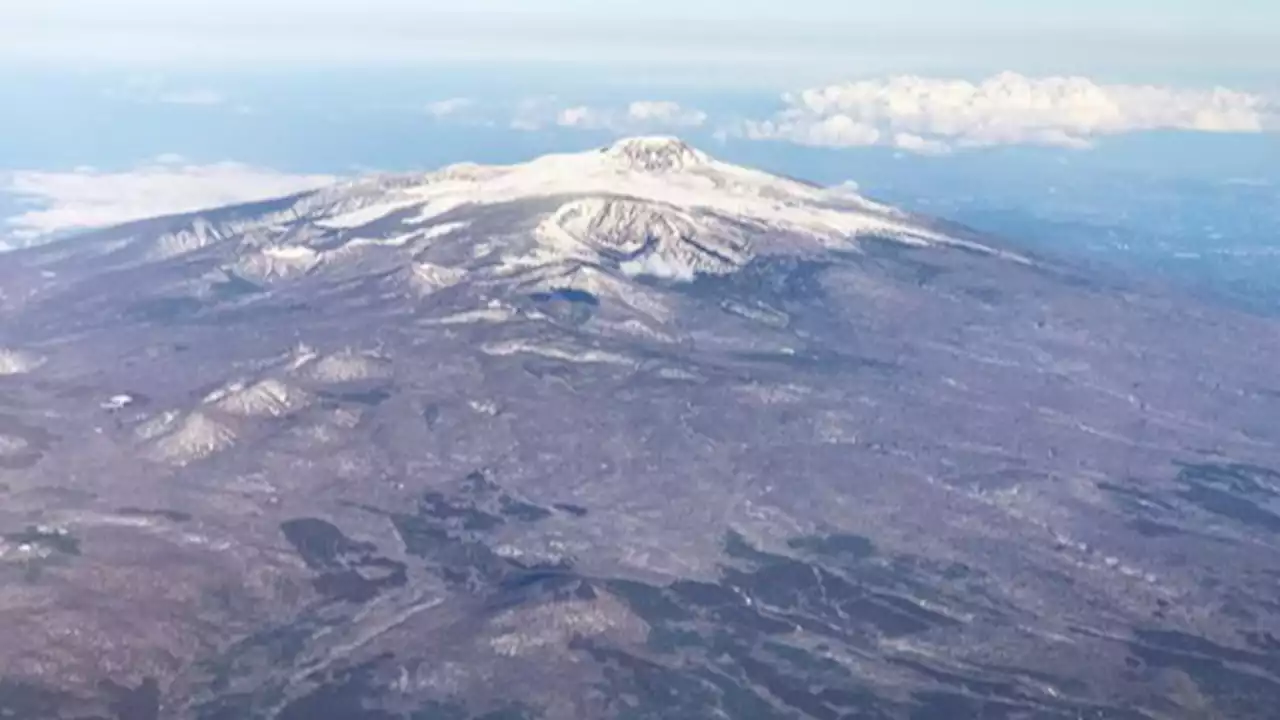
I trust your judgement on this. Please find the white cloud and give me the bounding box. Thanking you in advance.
[737,72,1277,152]
[622,101,708,128]
[509,96,562,131]
[620,253,696,282]
[2,160,336,240]
[425,97,475,118]
[516,99,707,133]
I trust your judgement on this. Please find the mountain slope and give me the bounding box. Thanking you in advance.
[1,139,1279,720]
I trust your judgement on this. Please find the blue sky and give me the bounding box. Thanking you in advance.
[2,0,1278,87]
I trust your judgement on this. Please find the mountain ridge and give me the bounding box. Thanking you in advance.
[2,137,1280,719]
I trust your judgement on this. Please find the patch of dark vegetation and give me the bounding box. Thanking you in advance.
[961,285,1003,305]
[588,530,1146,720]
[211,273,265,300]
[529,288,599,306]
[126,295,204,323]
[738,651,896,720]
[0,678,92,720]
[1129,629,1280,718]
[196,695,260,720]
[519,360,576,382]
[498,495,553,522]
[192,612,327,709]
[210,641,545,720]
[101,677,160,720]
[319,386,394,407]
[1096,481,1178,513]
[4,525,81,555]
[889,659,1031,702]
[670,579,741,608]
[394,471,562,537]
[1176,462,1280,497]
[611,529,967,695]
[646,625,703,653]
[469,705,542,720]
[1243,631,1280,654]
[723,530,787,565]
[723,555,958,639]
[211,301,312,324]
[419,491,505,532]
[574,639,794,720]
[1168,461,1280,531]
[852,240,950,287]
[488,561,592,611]
[312,561,408,603]
[383,472,577,597]
[1178,485,1280,533]
[788,532,877,562]
[1127,518,1185,538]
[719,298,790,328]
[552,502,588,517]
[277,655,401,720]
[281,518,376,570]
[0,451,43,470]
[409,700,469,720]
[116,507,193,523]
[607,579,694,625]
[528,288,599,325]
[687,255,831,306]
[279,518,407,603]
[463,470,501,495]
[389,512,507,591]
[907,691,1027,720]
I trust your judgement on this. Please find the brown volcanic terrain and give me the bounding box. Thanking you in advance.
[1,139,1279,719]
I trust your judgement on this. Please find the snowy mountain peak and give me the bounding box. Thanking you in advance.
[601,136,709,172]
[20,140,1026,302]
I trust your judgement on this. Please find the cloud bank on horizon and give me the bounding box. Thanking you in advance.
[735,73,1276,152]
[434,73,1276,152]
[1,159,335,243]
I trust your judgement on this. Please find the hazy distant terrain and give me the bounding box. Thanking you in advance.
[2,139,1279,719]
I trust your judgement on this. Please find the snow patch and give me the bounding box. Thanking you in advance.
[342,232,418,250]
[315,199,423,229]
[207,378,309,417]
[620,253,696,282]
[419,305,516,326]
[410,262,468,296]
[147,412,237,465]
[421,220,470,241]
[235,244,322,279]
[481,340,635,366]
[100,394,135,411]
[135,410,181,442]
[0,434,30,455]
[0,349,45,376]
[302,349,392,382]
[149,217,224,260]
